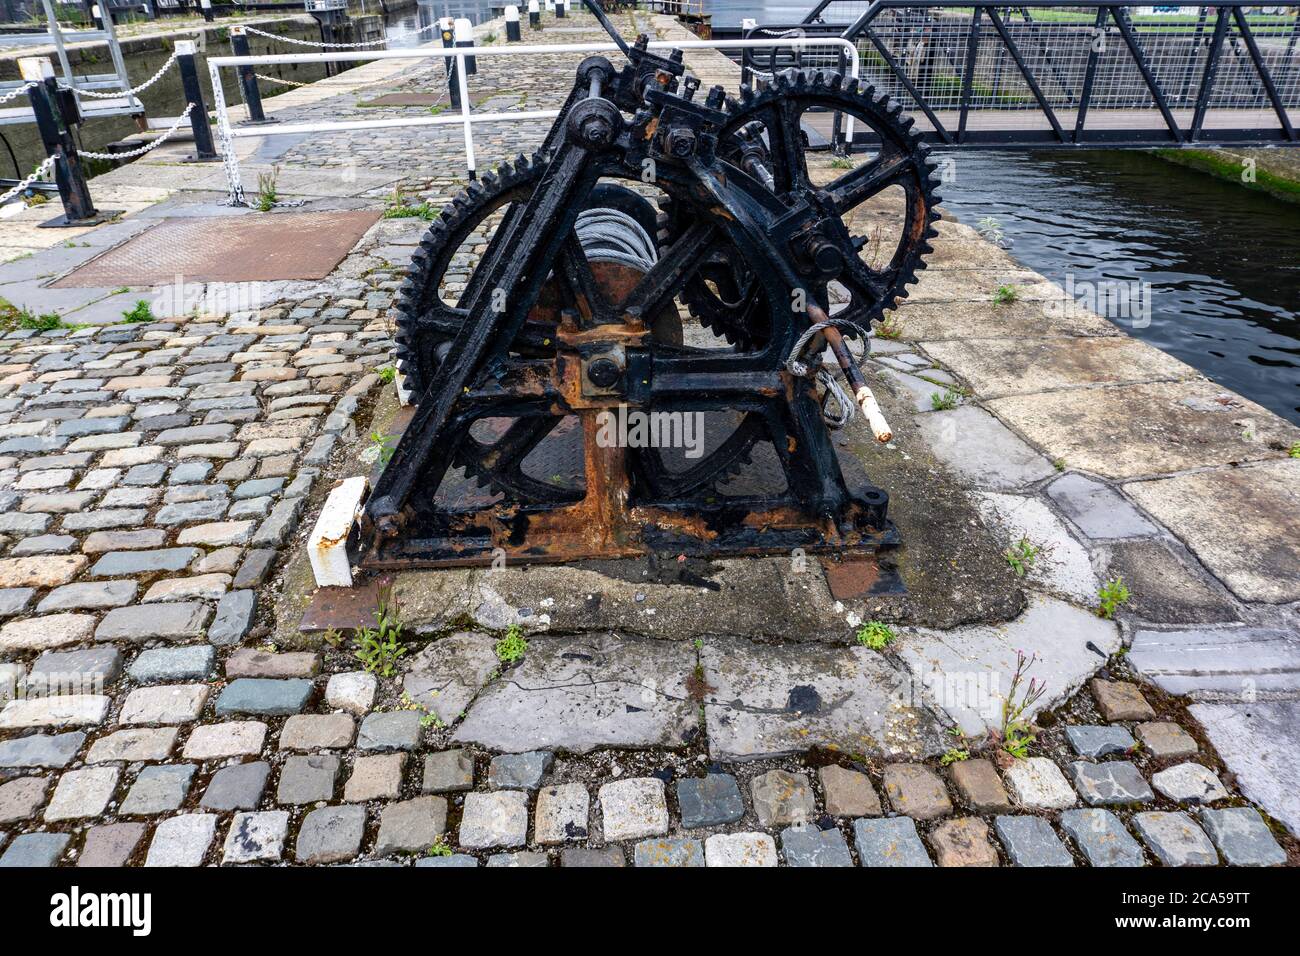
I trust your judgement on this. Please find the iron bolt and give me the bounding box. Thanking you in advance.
[587,357,623,388]
[666,128,696,158]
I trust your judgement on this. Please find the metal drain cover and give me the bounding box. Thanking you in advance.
[53,210,382,287]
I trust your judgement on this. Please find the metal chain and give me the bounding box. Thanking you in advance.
[0,82,36,106]
[75,52,179,99]
[243,21,443,49]
[254,73,311,88]
[77,103,195,161]
[0,156,55,207]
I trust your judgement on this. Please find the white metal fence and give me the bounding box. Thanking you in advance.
[205,36,862,206]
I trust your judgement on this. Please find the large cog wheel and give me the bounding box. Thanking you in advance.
[667,69,943,349]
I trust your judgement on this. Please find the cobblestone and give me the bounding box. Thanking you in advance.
[1132,811,1219,866]
[632,837,705,867]
[853,817,932,867]
[1060,808,1147,867]
[703,832,777,867]
[780,826,854,867]
[1069,761,1155,806]
[751,770,816,828]
[995,815,1075,867]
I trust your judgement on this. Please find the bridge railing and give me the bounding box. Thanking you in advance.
[742,2,1300,147]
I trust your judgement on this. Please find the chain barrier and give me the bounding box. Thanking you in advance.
[0,82,36,106]
[76,103,195,161]
[254,73,312,88]
[75,51,179,99]
[0,156,55,207]
[243,21,442,50]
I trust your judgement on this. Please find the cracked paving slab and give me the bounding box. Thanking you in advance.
[452,634,698,754]
[895,594,1121,737]
[401,632,500,726]
[699,638,949,762]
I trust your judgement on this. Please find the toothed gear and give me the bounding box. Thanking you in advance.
[393,154,554,400]
[667,69,942,349]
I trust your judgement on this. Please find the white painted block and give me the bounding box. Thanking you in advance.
[308,476,368,588]
[396,369,414,407]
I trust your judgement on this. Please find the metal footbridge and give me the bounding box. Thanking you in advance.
[733,2,1300,148]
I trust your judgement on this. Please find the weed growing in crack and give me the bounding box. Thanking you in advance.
[1004,537,1041,577]
[998,650,1046,759]
[856,620,896,651]
[992,284,1019,306]
[495,624,528,665]
[874,314,904,340]
[354,589,406,678]
[1096,576,1131,620]
[930,388,961,411]
[940,748,970,766]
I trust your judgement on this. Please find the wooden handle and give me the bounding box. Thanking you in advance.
[855,386,893,443]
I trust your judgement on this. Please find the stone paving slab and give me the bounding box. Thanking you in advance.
[987,381,1299,481]
[923,336,1196,399]
[699,638,948,762]
[1188,701,1300,837]
[1129,625,1300,698]
[896,595,1119,736]
[453,634,697,754]
[1123,460,1300,604]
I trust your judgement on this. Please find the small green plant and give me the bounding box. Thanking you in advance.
[999,650,1046,759]
[829,156,854,170]
[370,430,398,467]
[992,284,1020,306]
[874,314,904,340]
[428,103,447,116]
[1289,441,1300,459]
[254,166,280,211]
[1096,576,1131,620]
[353,589,406,678]
[377,365,397,384]
[483,31,497,44]
[930,388,960,411]
[382,187,436,220]
[425,838,453,857]
[1004,537,1042,577]
[321,627,343,648]
[940,748,970,766]
[976,215,1008,247]
[1053,457,1066,471]
[855,620,896,651]
[495,624,528,665]
[2,298,65,333]
[121,299,154,323]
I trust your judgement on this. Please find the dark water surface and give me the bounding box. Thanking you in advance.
[934,150,1300,425]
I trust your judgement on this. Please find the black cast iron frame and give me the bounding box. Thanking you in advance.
[354,30,899,570]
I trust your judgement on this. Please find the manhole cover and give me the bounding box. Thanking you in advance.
[53,210,382,287]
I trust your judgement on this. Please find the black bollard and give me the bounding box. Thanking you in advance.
[506,5,521,42]
[454,18,477,75]
[440,20,461,110]
[230,27,274,124]
[529,0,540,29]
[175,40,218,162]
[19,57,116,227]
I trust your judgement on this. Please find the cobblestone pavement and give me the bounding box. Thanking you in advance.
[0,10,1297,867]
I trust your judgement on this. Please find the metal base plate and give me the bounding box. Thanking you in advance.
[52,210,382,286]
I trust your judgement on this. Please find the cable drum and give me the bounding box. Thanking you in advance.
[575,208,657,272]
